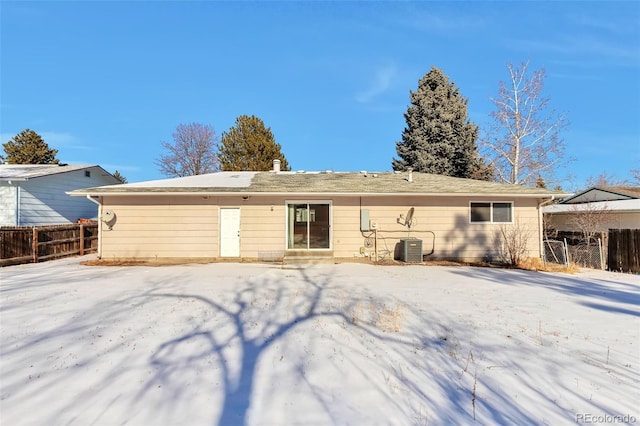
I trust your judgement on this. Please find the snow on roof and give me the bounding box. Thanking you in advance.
[69,170,568,197]
[544,198,640,213]
[120,171,257,188]
[0,164,97,180]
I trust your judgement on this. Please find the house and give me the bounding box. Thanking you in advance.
[544,186,640,233]
[69,162,566,263]
[0,164,121,226]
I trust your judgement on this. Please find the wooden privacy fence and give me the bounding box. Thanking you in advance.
[0,223,98,267]
[607,229,640,274]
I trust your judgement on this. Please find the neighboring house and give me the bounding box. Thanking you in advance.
[544,186,640,233]
[0,164,121,226]
[69,162,566,263]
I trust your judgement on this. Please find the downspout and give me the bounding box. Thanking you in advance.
[86,195,103,258]
[538,196,556,263]
[14,182,21,226]
[7,180,21,226]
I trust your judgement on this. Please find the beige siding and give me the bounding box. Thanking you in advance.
[100,196,219,259]
[99,194,544,261]
[227,196,287,258]
[333,196,541,261]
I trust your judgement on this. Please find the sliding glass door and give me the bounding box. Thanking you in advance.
[287,202,330,250]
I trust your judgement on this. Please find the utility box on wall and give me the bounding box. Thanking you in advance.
[400,238,422,263]
[360,209,370,231]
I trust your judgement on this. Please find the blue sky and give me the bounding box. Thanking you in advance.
[1,1,638,190]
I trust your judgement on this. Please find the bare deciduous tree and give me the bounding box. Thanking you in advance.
[156,123,219,177]
[495,220,530,266]
[584,167,640,188]
[482,62,568,186]
[584,172,628,188]
[569,202,611,245]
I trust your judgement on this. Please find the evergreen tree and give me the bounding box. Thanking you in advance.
[219,115,291,171]
[112,170,128,183]
[2,129,60,164]
[392,67,490,179]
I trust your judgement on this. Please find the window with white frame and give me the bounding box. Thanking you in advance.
[470,202,513,223]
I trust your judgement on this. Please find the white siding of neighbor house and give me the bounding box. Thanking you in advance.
[546,212,640,232]
[0,183,18,226]
[99,194,544,262]
[11,167,117,226]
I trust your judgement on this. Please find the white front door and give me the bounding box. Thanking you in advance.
[220,208,241,257]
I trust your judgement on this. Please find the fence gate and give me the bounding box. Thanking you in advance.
[608,229,640,273]
[544,238,605,270]
[544,239,568,266]
[567,238,604,270]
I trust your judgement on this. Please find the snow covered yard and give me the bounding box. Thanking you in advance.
[1,257,638,426]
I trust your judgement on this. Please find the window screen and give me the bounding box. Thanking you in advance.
[470,202,491,222]
[470,202,513,223]
[492,203,512,223]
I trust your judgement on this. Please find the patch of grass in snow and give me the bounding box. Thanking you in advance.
[347,300,406,333]
[518,257,580,274]
[81,258,215,266]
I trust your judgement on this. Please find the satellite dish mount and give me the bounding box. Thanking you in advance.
[398,207,415,230]
[100,209,117,230]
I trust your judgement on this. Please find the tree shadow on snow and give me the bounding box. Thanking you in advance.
[3,262,629,425]
[449,267,640,316]
[127,266,551,425]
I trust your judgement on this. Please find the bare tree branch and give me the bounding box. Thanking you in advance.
[482,61,570,186]
[569,202,612,245]
[155,123,220,177]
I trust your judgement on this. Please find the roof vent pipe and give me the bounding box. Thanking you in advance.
[407,167,413,183]
[273,159,281,172]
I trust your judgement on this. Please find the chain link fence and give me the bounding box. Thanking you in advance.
[544,240,568,266]
[568,241,604,270]
[544,238,604,270]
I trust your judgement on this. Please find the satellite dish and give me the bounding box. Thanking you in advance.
[100,210,115,222]
[405,207,415,229]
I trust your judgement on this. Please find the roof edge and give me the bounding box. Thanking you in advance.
[561,186,638,203]
[68,190,567,198]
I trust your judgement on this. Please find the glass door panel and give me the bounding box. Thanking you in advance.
[308,204,330,249]
[287,203,330,250]
[288,204,308,249]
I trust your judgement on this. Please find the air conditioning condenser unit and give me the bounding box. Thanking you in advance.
[400,238,422,263]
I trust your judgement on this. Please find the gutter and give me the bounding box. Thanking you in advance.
[537,195,557,263]
[69,190,570,198]
[85,195,103,259]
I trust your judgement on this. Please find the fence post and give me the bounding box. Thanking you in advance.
[79,224,85,256]
[32,227,38,263]
[563,238,570,266]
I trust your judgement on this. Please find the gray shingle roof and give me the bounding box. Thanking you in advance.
[69,171,567,197]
